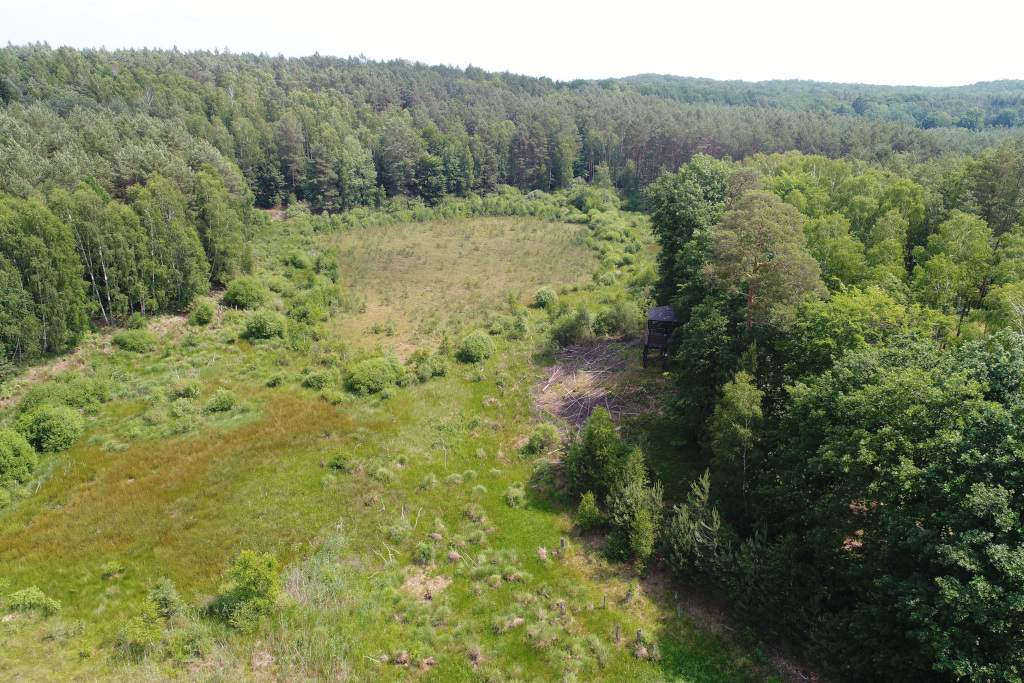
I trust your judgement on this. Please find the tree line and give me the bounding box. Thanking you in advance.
[593,146,1024,681]
[2,43,1020,215]
[0,166,260,363]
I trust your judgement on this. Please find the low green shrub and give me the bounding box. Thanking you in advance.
[149,577,187,619]
[576,491,603,530]
[222,276,267,310]
[548,307,594,348]
[416,354,450,382]
[214,550,280,632]
[115,602,161,657]
[0,429,37,486]
[127,312,148,330]
[172,378,204,399]
[245,310,286,339]
[414,541,436,565]
[188,299,216,326]
[301,369,334,390]
[17,406,84,452]
[504,481,527,508]
[204,389,237,413]
[534,286,559,309]
[458,331,496,363]
[8,586,62,616]
[347,356,405,394]
[594,298,643,337]
[522,424,559,456]
[166,622,213,661]
[112,329,157,353]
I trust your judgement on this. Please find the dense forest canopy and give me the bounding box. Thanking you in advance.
[3,43,1024,215]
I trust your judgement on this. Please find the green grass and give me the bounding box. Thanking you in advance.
[0,215,784,681]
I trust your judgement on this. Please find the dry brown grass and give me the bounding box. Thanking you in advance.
[324,218,595,351]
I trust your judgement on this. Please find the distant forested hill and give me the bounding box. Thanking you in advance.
[2,43,1022,212]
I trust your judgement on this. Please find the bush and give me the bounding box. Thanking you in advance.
[0,429,37,486]
[301,369,334,390]
[8,586,61,616]
[166,622,213,661]
[504,481,527,508]
[283,250,313,270]
[172,378,204,399]
[215,550,280,631]
[598,271,617,286]
[548,307,594,348]
[576,491,603,531]
[16,376,109,414]
[414,541,436,565]
[222,276,267,310]
[150,577,187,619]
[116,602,161,657]
[458,331,496,363]
[416,354,450,382]
[127,312,148,330]
[522,424,559,456]
[112,329,157,353]
[245,310,286,339]
[594,298,644,337]
[18,406,84,452]
[347,356,405,394]
[204,389,237,413]
[534,286,559,309]
[188,299,216,326]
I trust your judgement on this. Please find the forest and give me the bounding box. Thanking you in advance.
[2,43,1024,681]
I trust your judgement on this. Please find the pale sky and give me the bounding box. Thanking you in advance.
[3,0,1022,87]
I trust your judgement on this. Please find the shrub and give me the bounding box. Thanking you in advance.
[172,378,204,399]
[112,329,157,353]
[0,429,37,486]
[504,482,527,508]
[548,307,594,348]
[204,389,237,413]
[576,491,603,531]
[101,560,125,579]
[150,577,187,619]
[215,551,280,630]
[170,398,198,419]
[414,541,436,565]
[166,622,213,661]
[534,286,559,309]
[115,602,161,657]
[598,271,617,287]
[594,299,644,337]
[127,312,148,330]
[283,250,313,270]
[245,310,286,339]
[16,376,109,416]
[347,356,405,394]
[387,521,411,543]
[416,354,450,382]
[301,369,334,390]
[18,406,84,452]
[8,586,62,615]
[222,276,267,310]
[522,424,559,456]
[458,331,496,363]
[188,299,216,326]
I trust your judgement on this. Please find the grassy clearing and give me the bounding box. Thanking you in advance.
[0,215,786,681]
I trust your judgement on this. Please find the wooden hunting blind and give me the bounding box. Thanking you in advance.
[643,306,681,369]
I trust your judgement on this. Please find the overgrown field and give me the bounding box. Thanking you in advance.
[0,214,786,681]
